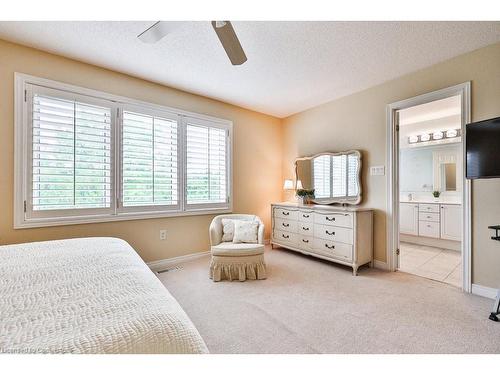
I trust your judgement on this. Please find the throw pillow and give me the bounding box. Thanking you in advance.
[221,219,235,242]
[232,220,259,244]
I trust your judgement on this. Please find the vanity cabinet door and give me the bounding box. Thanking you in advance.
[440,205,461,241]
[400,203,419,236]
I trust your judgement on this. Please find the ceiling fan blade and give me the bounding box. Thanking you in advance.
[137,21,174,43]
[211,21,247,66]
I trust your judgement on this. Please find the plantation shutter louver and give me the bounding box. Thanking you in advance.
[313,154,331,198]
[32,93,112,211]
[122,111,178,208]
[347,153,359,197]
[331,154,347,198]
[186,122,227,205]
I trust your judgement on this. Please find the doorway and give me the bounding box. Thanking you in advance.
[386,83,471,292]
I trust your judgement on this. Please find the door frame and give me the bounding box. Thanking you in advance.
[386,82,472,292]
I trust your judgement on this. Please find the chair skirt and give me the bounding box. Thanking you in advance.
[209,254,267,282]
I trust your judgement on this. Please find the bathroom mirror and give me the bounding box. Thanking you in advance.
[295,150,362,205]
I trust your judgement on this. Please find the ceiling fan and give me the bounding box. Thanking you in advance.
[137,21,247,66]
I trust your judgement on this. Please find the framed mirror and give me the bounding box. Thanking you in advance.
[295,150,362,205]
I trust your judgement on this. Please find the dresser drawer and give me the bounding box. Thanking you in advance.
[419,204,439,213]
[274,218,298,233]
[298,222,313,236]
[274,207,298,221]
[314,212,353,228]
[312,238,353,262]
[298,210,314,223]
[419,212,440,222]
[314,224,353,245]
[298,236,313,251]
[273,230,298,245]
[418,220,440,238]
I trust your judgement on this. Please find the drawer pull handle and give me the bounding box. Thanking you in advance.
[303,214,310,218]
[282,234,290,239]
[326,230,335,236]
[302,239,309,243]
[282,223,290,227]
[427,225,431,228]
[325,244,335,250]
[326,217,336,221]
[282,211,289,216]
[302,227,309,231]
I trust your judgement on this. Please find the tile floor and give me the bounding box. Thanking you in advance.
[398,242,462,287]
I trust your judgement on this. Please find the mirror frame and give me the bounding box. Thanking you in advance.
[294,150,362,205]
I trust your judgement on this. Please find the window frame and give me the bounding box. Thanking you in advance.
[14,73,233,229]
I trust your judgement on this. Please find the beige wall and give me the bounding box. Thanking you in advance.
[282,42,500,288]
[1,38,499,288]
[0,39,283,262]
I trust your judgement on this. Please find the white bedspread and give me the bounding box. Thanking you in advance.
[0,237,208,354]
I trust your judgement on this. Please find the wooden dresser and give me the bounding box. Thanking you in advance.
[271,202,374,275]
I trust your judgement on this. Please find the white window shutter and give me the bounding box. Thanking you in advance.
[121,111,178,207]
[186,122,227,205]
[32,93,112,211]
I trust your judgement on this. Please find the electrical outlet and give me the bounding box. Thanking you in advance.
[370,165,385,176]
[159,230,167,241]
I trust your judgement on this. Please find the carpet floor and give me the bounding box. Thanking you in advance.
[157,246,500,354]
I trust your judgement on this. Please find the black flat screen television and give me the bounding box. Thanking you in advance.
[466,116,500,179]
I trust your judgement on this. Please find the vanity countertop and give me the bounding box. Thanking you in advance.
[400,199,462,205]
[272,202,374,212]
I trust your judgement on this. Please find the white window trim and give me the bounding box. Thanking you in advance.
[14,73,233,229]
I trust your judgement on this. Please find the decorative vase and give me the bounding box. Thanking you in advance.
[297,196,304,205]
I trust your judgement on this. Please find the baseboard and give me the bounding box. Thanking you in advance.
[373,260,390,270]
[471,283,498,300]
[264,238,271,245]
[147,251,210,272]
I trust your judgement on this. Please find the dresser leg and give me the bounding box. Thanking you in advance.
[352,265,358,276]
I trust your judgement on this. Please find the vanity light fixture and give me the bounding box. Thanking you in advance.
[432,131,444,140]
[409,128,460,145]
[408,135,419,144]
[420,133,431,142]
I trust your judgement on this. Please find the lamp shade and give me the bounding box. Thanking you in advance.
[296,180,303,190]
[283,179,294,190]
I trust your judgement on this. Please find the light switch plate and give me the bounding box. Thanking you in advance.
[370,166,385,176]
[159,230,167,241]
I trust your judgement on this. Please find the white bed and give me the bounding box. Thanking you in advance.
[0,237,208,354]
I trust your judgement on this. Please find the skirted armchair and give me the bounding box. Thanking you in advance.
[209,214,267,282]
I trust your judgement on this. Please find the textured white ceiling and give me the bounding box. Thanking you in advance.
[0,21,499,118]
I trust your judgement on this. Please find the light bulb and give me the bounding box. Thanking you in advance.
[433,131,444,140]
[420,133,431,142]
[408,135,419,144]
